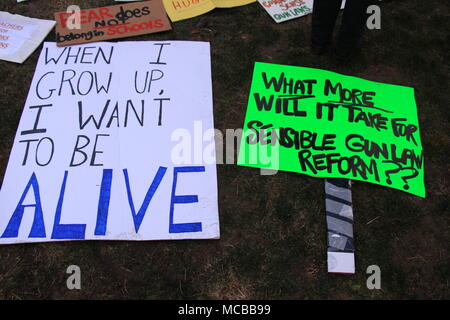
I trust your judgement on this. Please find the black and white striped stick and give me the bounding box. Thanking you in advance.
[325,178,355,273]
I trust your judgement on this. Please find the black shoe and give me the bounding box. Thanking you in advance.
[330,50,352,66]
[331,45,362,66]
[311,43,329,56]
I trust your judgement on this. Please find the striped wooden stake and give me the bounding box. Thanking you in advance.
[325,178,355,274]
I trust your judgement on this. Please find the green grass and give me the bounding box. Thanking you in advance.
[0,0,449,299]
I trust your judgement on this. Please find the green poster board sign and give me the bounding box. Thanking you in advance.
[237,62,425,197]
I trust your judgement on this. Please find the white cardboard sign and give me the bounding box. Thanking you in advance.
[0,41,220,244]
[258,0,345,23]
[257,0,313,23]
[0,11,55,63]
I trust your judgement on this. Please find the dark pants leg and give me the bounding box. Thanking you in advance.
[312,0,371,55]
[336,0,371,56]
[311,0,342,49]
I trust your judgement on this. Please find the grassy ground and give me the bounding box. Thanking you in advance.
[0,0,448,299]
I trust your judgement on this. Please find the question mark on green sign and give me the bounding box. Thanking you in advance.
[382,160,402,185]
[399,167,419,190]
[383,161,419,190]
